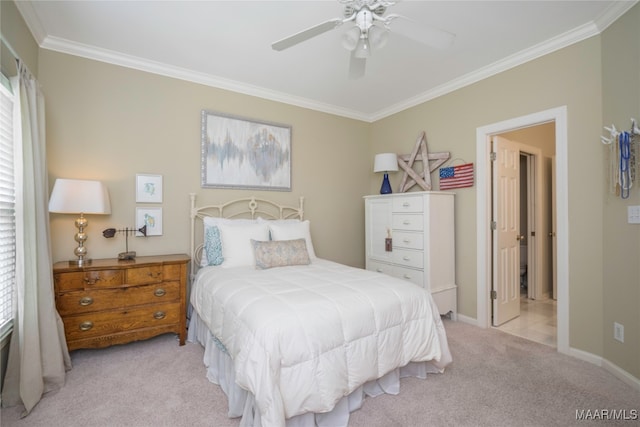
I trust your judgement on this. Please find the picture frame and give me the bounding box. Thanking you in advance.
[136,174,163,203]
[136,207,163,236]
[201,110,291,191]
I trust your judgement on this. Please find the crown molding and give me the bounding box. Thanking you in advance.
[17,0,638,123]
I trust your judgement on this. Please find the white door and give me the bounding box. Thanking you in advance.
[492,135,521,326]
[551,155,557,299]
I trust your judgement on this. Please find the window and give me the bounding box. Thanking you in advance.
[0,75,15,340]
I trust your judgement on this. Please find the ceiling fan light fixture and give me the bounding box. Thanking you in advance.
[342,27,361,51]
[368,25,389,50]
[354,37,371,58]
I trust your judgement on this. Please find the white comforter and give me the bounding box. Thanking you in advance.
[190,259,451,427]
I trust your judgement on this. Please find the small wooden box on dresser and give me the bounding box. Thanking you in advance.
[53,254,190,351]
[364,191,457,319]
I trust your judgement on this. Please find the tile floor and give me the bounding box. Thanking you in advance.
[495,294,557,347]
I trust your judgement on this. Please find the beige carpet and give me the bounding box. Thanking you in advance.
[2,320,638,427]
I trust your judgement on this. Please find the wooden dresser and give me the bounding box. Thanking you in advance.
[53,254,190,351]
[364,192,457,318]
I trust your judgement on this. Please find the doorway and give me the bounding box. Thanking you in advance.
[475,106,569,355]
[492,131,557,347]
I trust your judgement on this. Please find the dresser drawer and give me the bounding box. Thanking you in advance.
[392,214,423,231]
[63,301,180,341]
[56,281,180,316]
[54,270,123,291]
[392,196,423,213]
[392,249,424,269]
[163,264,183,281]
[126,265,163,284]
[392,266,424,287]
[392,231,423,250]
[367,259,394,275]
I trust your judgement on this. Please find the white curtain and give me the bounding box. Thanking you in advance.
[1,60,71,416]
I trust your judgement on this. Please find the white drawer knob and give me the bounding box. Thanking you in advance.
[403,256,410,261]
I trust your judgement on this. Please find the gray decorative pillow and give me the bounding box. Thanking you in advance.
[251,238,311,270]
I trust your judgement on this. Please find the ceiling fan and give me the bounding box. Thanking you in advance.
[271,0,455,79]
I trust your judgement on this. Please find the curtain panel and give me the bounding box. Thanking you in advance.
[1,60,71,417]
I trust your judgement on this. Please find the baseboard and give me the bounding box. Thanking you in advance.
[455,313,478,326]
[451,315,640,392]
[569,347,640,393]
[601,358,640,392]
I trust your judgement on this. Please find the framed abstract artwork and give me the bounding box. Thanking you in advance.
[136,174,163,203]
[200,110,291,191]
[136,207,163,236]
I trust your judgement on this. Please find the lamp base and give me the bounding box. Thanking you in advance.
[118,251,137,260]
[69,258,92,268]
[380,173,393,194]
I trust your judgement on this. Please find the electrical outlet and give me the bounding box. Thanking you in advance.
[614,322,624,343]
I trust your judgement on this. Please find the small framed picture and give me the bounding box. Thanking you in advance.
[136,207,163,236]
[136,174,163,203]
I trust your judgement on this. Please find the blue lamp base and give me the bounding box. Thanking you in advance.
[380,173,392,194]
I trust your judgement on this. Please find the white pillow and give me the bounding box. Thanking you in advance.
[200,217,257,266]
[257,216,300,224]
[268,220,316,258]
[217,222,270,268]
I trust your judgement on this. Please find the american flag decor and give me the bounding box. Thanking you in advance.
[439,163,474,190]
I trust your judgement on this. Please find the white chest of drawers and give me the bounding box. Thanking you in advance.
[364,191,457,318]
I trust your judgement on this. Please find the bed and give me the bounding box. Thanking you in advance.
[187,194,452,427]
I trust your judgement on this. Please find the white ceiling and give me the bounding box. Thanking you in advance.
[15,0,637,122]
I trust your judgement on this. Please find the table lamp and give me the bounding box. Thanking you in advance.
[49,178,111,267]
[374,153,398,194]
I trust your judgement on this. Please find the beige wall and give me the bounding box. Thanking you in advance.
[4,0,639,382]
[39,51,370,269]
[601,4,640,379]
[1,0,38,77]
[371,37,605,357]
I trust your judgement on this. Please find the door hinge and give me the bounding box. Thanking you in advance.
[490,221,497,230]
[490,152,497,161]
[491,290,497,300]
[531,231,535,237]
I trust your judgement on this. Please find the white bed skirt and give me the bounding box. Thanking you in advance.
[188,313,445,427]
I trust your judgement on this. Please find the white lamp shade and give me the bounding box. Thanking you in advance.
[49,179,111,215]
[374,153,398,173]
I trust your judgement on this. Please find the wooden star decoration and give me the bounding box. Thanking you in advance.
[397,131,450,192]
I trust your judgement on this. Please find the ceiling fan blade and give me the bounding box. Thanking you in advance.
[348,51,366,79]
[385,14,455,50]
[272,18,345,51]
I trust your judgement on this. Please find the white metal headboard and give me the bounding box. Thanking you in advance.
[189,193,305,268]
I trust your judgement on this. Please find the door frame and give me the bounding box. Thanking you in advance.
[476,106,569,355]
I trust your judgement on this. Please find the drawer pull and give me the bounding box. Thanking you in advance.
[154,288,166,297]
[153,311,166,320]
[402,239,411,243]
[402,202,410,207]
[79,321,93,331]
[79,296,93,306]
[402,220,411,225]
[403,274,412,279]
[403,256,411,261]
[376,268,383,273]
[83,277,98,285]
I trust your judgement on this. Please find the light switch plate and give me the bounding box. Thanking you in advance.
[628,206,640,224]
